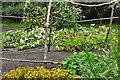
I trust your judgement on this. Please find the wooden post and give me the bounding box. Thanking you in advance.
[105,4,115,42]
[100,17,103,26]
[48,11,53,52]
[44,0,52,60]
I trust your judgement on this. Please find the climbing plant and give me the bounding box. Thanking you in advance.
[23,0,47,31]
[23,1,82,31]
[51,2,82,30]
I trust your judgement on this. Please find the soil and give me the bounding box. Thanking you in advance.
[1,26,22,32]
[1,46,71,72]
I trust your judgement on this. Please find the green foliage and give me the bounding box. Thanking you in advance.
[53,26,118,52]
[52,2,82,29]
[2,3,24,16]
[23,1,47,31]
[1,27,45,50]
[23,2,82,30]
[1,25,118,51]
[60,48,118,78]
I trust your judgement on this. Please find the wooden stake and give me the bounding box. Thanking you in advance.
[105,4,115,42]
[100,17,103,26]
[44,0,52,60]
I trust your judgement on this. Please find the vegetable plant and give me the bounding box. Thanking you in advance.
[60,47,118,78]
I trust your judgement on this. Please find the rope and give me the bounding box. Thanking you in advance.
[65,0,119,7]
[1,57,60,64]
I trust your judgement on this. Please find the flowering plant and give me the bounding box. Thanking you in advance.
[3,66,77,80]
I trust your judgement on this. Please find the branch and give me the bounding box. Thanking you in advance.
[1,57,60,64]
[65,0,118,7]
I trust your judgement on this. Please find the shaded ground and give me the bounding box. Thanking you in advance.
[1,26,22,32]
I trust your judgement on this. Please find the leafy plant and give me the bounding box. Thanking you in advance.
[52,2,82,29]
[1,27,45,50]
[23,1,82,31]
[23,2,47,31]
[2,3,24,16]
[53,26,118,52]
[60,48,118,78]
[1,25,118,51]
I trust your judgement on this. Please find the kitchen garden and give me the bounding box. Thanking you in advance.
[1,0,119,79]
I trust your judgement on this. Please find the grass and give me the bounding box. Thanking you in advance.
[0,22,25,28]
[0,22,25,48]
[0,22,119,29]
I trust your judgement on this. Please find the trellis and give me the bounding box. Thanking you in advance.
[1,0,119,66]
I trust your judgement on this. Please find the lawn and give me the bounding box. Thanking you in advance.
[0,22,25,28]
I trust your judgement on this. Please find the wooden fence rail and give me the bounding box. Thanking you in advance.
[55,16,119,23]
[0,15,42,19]
[0,15,119,22]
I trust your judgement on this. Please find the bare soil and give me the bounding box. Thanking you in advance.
[1,46,71,72]
[1,26,21,32]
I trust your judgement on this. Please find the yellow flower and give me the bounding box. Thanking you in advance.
[4,66,77,79]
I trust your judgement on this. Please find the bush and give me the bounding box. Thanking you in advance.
[51,2,82,29]
[3,66,77,80]
[23,6,47,31]
[2,3,24,16]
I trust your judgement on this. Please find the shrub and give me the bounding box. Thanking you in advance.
[23,0,47,31]
[3,66,77,80]
[51,2,82,29]
[2,3,24,16]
